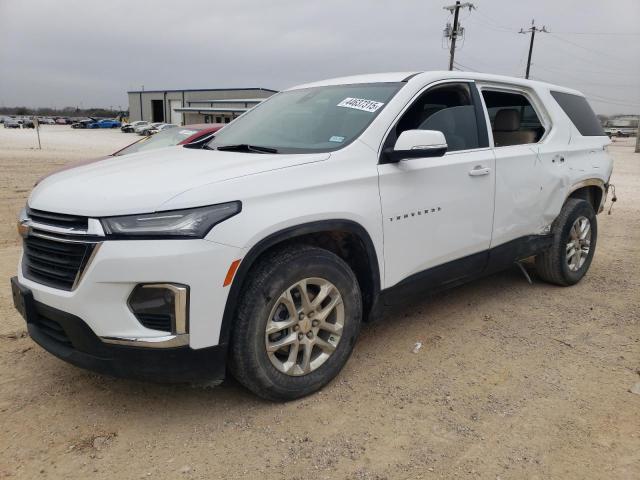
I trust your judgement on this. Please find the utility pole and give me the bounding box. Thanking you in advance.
[519,19,548,79]
[443,2,475,70]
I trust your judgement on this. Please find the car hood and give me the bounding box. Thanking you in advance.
[28,146,330,216]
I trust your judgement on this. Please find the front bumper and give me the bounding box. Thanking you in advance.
[11,276,227,383]
[18,238,241,349]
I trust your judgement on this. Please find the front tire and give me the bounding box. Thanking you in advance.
[230,245,362,401]
[535,198,597,286]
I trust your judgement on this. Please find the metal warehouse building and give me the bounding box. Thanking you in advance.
[127,87,278,125]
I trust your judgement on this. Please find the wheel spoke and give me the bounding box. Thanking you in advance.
[570,224,579,240]
[580,221,591,240]
[319,320,343,335]
[572,250,582,268]
[295,279,313,313]
[314,337,336,353]
[310,282,333,309]
[284,342,300,373]
[316,295,343,321]
[266,332,298,352]
[280,290,299,318]
[300,342,312,373]
[266,317,297,335]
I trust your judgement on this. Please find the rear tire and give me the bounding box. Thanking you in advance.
[535,198,597,286]
[230,245,362,401]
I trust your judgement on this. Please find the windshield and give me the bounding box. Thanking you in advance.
[115,127,202,156]
[207,82,403,153]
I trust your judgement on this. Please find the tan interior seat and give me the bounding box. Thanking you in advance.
[492,109,537,147]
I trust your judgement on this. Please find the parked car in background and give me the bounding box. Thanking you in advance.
[71,118,95,129]
[144,123,177,136]
[54,118,68,125]
[88,119,121,129]
[4,118,34,129]
[605,127,634,138]
[33,124,225,184]
[135,122,164,135]
[121,120,149,133]
[3,118,21,128]
[114,123,224,155]
[38,117,55,125]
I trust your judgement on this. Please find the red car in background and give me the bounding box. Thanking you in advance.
[35,124,224,186]
[113,123,223,155]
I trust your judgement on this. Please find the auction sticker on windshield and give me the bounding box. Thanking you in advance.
[337,97,384,113]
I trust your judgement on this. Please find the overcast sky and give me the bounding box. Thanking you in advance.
[1,0,638,115]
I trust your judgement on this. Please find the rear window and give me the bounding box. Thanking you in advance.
[550,91,605,136]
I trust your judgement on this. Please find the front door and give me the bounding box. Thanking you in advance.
[378,81,495,291]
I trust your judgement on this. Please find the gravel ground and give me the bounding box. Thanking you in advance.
[0,126,638,479]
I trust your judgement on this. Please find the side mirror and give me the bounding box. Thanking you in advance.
[382,130,448,164]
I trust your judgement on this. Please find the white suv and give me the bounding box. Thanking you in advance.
[11,71,612,400]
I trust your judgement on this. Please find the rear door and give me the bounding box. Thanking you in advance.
[378,81,495,290]
[477,86,566,247]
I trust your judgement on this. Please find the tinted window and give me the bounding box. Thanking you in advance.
[550,91,605,136]
[208,83,403,153]
[393,83,485,152]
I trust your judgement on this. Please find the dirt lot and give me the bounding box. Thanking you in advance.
[0,126,638,479]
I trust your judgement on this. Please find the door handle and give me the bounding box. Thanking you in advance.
[469,165,491,176]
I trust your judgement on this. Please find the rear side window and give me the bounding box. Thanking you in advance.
[481,90,546,147]
[550,91,605,136]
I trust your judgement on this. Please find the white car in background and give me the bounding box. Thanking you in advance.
[11,71,612,401]
[144,123,178,136]
[121,120,149,133]
[134,122,163,135]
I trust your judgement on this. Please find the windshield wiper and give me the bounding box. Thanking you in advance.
[216,144,279,154]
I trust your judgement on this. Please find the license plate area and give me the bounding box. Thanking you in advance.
[10,277,36,322]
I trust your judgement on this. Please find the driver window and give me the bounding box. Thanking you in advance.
[394,83,481,152]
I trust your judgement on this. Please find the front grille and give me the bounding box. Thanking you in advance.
[137,313,172,332]
[23,235,95,290]
[27,208,88,231]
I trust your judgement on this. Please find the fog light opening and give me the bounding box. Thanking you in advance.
[128,283,189,334]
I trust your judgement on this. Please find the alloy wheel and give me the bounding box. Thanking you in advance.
[566,216,592,272]
[265,277,344,376]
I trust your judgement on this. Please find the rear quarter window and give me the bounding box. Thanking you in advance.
[550,91,605,136]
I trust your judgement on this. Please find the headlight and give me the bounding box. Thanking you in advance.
[101,201,241,239]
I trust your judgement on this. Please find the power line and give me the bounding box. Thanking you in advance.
[546,32,629,63]
[532,64,639,87]
[532,76,640,107]
[534,76,640,106]
[474,9,514,32]
[466,15,515,34]
[531,63,639,77]
[538,35,633,69]
[453,60,480,72]
[551,31,640,36]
